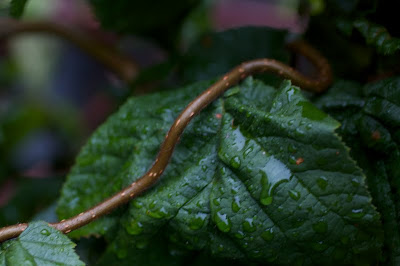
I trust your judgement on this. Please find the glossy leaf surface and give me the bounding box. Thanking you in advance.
[58,77,382,264]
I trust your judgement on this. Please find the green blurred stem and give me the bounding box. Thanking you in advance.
[0,19,138,82]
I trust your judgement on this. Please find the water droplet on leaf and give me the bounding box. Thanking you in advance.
[40,229,51,236]
[243,218,257,232]
[289,190,301,200]
[232,196,241,212]
[317,176,328,190]
[230,156,241,169]
[261,228,274,241]
[189,213,207,230]
[312,220,328,233]
[126,220,143,235]
[214,212,232,232]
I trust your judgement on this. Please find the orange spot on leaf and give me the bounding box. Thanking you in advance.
[371,131,381,141]
[296,157,304,165]
[215,113,222,119]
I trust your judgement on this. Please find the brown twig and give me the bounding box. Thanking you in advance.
[0,40,332,243]
[0,19,138,82]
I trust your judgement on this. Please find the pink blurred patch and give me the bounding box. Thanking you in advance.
[212,0,303,33]
[0,180,15,207]
[82,91,115,131]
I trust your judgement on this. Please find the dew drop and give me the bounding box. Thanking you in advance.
[234,231,245,239]
[312,220,328,233]
[289,190,301,201]
[146,206,168,219]
[231,127,246,151]
[295,128,305,137]
[231,185,239,194]
[214,212,232,232]
[189,213,207,230]
[230,156,241,169]
[317,176,328,190]
[149,200,157,209]
[261,228,274,241]
[242,218,257,232]
[259,158,291,206]
[289,156,297,165]
[349,209,365,219]
[232,196,241,213]
[40,229,51,236]
[286,88,295,102]
[133,200,143,209]
[311,241,328,252]
[126,220,143,235]
[351,178,360,187]
[288,143,297,153]
[213,198,221,206]
[244,147,253,158]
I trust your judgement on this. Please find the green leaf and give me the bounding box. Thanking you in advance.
[316,77,400,264]
[353,19,400,55]
[0,221,84,266]
[58,77,382,264]
[9,0,28,18]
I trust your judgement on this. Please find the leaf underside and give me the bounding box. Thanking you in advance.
[57,77,382,264]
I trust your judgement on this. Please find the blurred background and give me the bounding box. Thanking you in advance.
[0,0,304,211]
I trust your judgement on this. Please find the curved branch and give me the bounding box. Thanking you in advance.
[0,19,138,82]
[0,40,332,243]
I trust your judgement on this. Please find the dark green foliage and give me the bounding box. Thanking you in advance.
[316,76,400,265]
[58,77,382,264]
[88,0,200,48]
[0,221,84,265]
[180,27,289,84]
[353,19,400,55]
[9,0,28,18]
[0,176,63,227]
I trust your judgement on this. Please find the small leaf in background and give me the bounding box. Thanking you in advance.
[180,27,289,84]
[9,0,28,18]
[88,0,200,47]
[353,19,400,55]
[58,77,383,264]
[0,221,84,266]
[316,76,400,265]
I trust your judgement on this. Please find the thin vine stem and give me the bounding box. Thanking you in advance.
[0,40,332,243]
[0,19,138,82]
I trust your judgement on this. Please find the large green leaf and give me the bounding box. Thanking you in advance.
[316,77,400,265]
[0,221,84,266]
[58,77,382,264]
